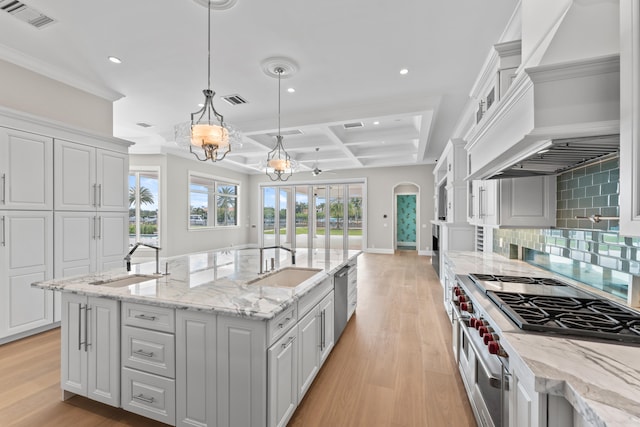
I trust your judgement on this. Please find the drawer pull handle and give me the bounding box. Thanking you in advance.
[134,314,157,321]
[134,349,154,358]
[133,394,155,404]
[281,336,295,349]
[278,316,292,329]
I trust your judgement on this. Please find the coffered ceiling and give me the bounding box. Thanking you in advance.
[0,0,518,174]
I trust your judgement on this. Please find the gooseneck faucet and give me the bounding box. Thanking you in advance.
[259,245,296,274]
[125,242,162,274]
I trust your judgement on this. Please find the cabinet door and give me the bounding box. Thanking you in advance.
[0,127,53,210]
[0,211,53,338]
[87,297,120,407]
[510,370,533,427]
[97,150,128,211]
[54,140,96,211]
[176,310,217,427]
[297,307,320,400]
[268,325,298,427]
[96,212,127,272]
[480,180,498,225]
[319,292,334,365]
[217,316,267,427]
[54,212,96,278]
[61,293,88,397]
[499,176,556,227]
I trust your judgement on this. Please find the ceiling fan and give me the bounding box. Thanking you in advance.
[311,147,332,176]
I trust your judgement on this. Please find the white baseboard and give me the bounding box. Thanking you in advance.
[418,250,433,256]
[365,248,395,254]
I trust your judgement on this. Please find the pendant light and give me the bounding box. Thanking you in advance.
[266,67,294,181]
[189,0,230,162]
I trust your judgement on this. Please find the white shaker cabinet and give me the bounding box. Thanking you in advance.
[217,316,267,427]
[175,310,217,427]
[468,176,556,228]
[54,211,128,277]
[468,180,498,226]
[267,324,298,427]
[0,127,53,210]
[54,139,128,212]
[0,211,53,341]
[61,293,120,407]
[297,291,334,402]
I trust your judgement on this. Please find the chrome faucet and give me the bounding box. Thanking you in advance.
[259,245,296,274]
[125,242,162,274]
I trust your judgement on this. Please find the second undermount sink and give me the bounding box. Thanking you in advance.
[248,267,323,288]
[89,274,162,288]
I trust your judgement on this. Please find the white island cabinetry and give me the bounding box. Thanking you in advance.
[60,293,120,407]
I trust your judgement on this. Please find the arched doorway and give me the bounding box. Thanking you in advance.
[393,183,420,251]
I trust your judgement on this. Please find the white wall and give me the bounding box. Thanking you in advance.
[130,153,253,257]
[249,164,435,254]
[0,59,113,135]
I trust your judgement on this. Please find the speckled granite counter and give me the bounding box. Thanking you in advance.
[33,247,361,320]
[445,250,640,427]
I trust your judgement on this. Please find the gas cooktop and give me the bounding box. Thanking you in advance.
[487,291,640,344]
[468,273,594,299]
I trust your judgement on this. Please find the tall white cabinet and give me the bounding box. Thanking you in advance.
[0,108,131,343]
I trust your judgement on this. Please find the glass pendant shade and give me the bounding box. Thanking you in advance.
[187,1,231,162]
[265,67,294,181]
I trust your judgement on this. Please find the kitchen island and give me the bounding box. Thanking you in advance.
[33,247,361,427]
[445,250,640,427]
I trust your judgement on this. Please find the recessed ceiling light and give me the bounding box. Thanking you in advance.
[373,121,380,125]
[399,68,409,75]
[287,88,295,93]
[108,56,122,64]
[198,103,204,107]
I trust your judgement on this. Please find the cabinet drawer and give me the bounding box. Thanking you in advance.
[297,277,332,318]
[347,273,357,295]
[122,302,174,333]
[122,326,175,378]
[267,304,297,347]
[122,367,175,425]
[348,288,357,320]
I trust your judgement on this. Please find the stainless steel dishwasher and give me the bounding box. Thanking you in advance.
[334,266,349,342]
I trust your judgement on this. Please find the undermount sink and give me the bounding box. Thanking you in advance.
[247,267,323,288]
[89,274,162,288]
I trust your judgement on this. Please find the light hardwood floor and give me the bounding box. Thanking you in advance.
[0,252,475,426]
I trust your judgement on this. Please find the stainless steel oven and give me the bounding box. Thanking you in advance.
[452,277,509,427]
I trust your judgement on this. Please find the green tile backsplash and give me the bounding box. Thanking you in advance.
[491,157,636,299]
[556,157,619,230]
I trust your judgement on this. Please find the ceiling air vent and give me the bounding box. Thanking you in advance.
[222,94,247,106]
[266,129,303,137]
[136,122,153,128]
[343,122,364,129]
[0,0,56,29]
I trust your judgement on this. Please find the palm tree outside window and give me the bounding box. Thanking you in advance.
[129,170,160,246]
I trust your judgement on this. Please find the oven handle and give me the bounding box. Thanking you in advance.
[460,323,502,389]
[451,302,469,324]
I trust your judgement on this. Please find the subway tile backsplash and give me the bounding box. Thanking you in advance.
[556,157,619,230]
[491,157,635,299]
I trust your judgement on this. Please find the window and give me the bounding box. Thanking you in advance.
[129,169,160,247]
[189,173,239,229]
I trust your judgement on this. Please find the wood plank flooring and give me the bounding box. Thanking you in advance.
[0,252,475,426]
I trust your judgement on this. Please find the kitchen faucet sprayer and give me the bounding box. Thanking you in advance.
[124,242,162,274]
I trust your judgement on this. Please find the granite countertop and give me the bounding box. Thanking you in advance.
[33,247,361,321]
[445,250,640,427]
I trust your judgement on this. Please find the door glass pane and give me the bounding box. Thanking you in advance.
[128,173,137,247]
[263,187,276,246]
[347,184,363,250]
[278,187,291,246]
[313,186,327,249]
[295,187,309,250]
[329,185,344,250]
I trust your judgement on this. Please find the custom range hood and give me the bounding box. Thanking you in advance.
[489,134,619,179]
